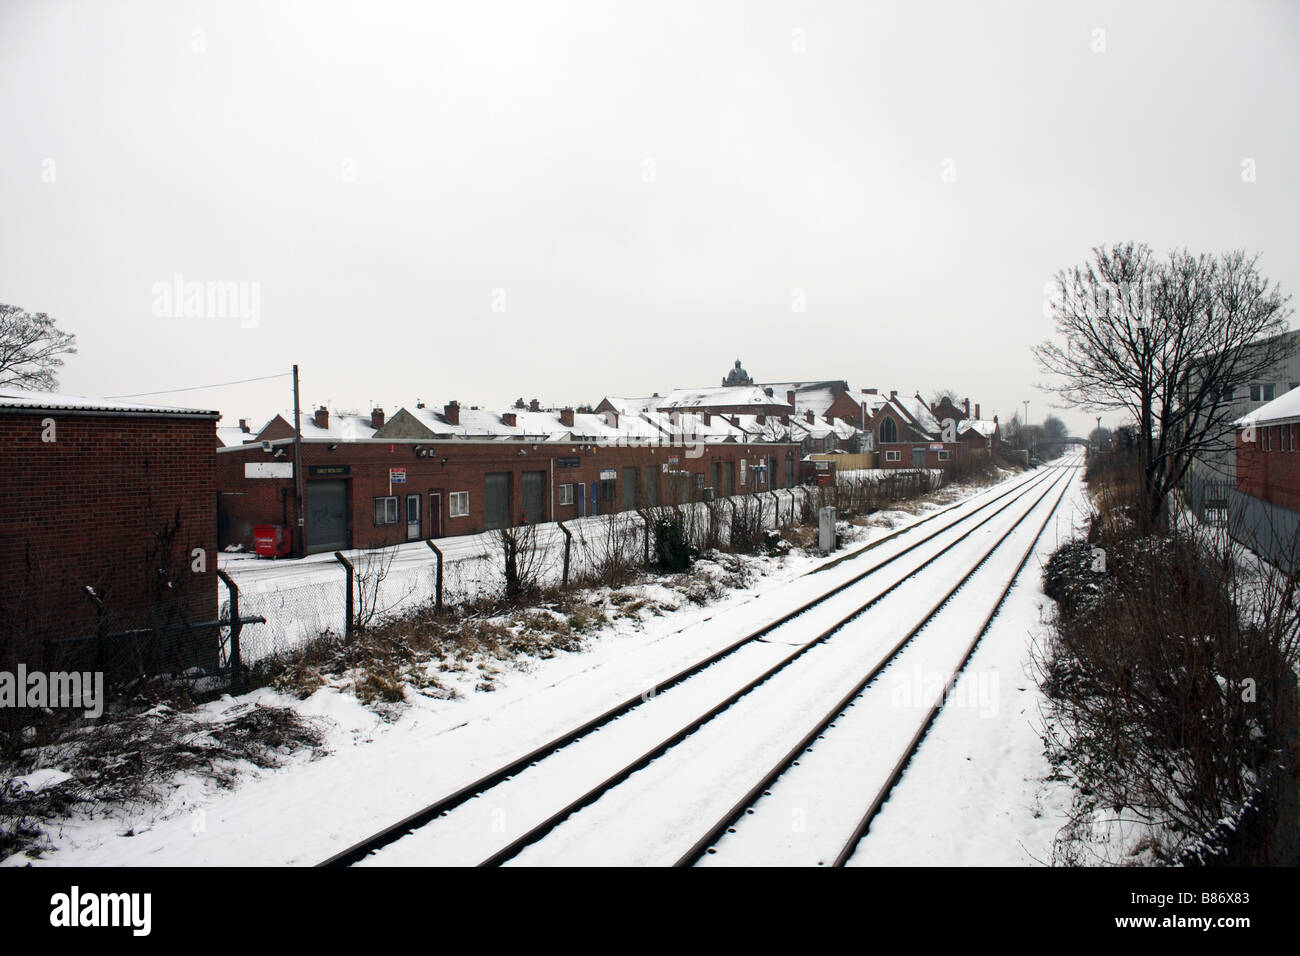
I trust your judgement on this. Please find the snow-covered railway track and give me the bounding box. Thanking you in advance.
[686,456,1081,866]
[319,463,1072,867]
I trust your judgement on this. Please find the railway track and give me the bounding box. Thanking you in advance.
[320,459,1079,867]
[685,456,1081,866]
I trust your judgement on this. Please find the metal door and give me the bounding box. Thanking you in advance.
[305,480,348,554]
[486,472,511,530]
[577,482,586,517]
[522,470,545,524]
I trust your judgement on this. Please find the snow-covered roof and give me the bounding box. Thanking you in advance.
[1238,386,1300,426]
[217,425,258,447]
[656,386,791,411]
[600,396,660,415]
[958,419,999,437]
[759,382,843,417]
[0,389,219,417]
[910,396,943,434]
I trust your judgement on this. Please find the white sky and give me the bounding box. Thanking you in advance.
[2,0,1297,435]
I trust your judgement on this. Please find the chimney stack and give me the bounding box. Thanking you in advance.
[863,387,878,395]
[756,413,766,425]
[805,410,815,424]
[701,411,711,426]
[239,418,250,433]
[963,398,971,417]
[444,401,460,425]
[974,403,981,419]
[371,407,385,429]
[560,407,575,427]
[889,389,898,399]
[501,412,517,427]
[786,389,796,408]
[529,398,540,412]
[314,406,329,429]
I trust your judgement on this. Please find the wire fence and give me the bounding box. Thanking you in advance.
[218,468,960,669]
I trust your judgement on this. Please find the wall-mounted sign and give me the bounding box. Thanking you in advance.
[557,457,580,468]
[390,468,406,483]
[309,465,350,477]
[245,462,293,479]
[599,469,617,480]
[929,444,943,451]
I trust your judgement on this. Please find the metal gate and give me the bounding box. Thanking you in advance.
[305,479,348,554]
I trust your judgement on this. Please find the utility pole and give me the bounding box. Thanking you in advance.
[292,364,306,558]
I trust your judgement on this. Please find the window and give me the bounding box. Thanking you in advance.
[558,483,574,506]
[449,491,469,518]
[885,450,901,462]
[880,417,898,444]
[374,496,398,526]
[1222,386,1235,401]
[695,473,705,489]
[1250,384,1276,402]
[938,450,953,461]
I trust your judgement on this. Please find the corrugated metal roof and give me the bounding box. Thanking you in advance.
[0,389,219,417]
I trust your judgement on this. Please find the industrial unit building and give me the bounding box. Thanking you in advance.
[0,390,219,672]
[216,362,1003,555]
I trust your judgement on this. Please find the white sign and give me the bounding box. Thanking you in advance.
[600,469,617,480]
[245,461,293,479]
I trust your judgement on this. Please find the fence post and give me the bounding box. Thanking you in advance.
[636,509,651,566]
[334,551,355,638]
[726,497,738,548]
[769,489,780,527]
[557,522,572,587]
[425,539,444,613]
[216,568,244,692]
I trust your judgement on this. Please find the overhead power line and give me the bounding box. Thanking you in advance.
[106,372,291,399]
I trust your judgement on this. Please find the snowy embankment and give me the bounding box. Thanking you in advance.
[9,468,1084,867]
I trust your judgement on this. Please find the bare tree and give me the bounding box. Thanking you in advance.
[1033,243,1292,529]
[0,305,78,391]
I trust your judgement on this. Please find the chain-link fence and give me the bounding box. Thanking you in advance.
[218,487,817,667]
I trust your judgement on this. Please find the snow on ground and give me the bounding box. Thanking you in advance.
[7,467,1082,867]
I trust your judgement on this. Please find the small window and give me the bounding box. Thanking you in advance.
[558,483,574,506]
[374,496,398,526]
[449,491,470,518]
[1222,387,1235,401]
[885,450,901,462]
[695,473,705,489]
[1251,384,1276,402]
[938,450,953,461]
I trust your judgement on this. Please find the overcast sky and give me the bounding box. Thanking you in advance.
[2,0,1297,434]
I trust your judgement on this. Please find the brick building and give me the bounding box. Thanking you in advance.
[0,391,219,672]
[217,401,799,554]
[1237,388,1300,511]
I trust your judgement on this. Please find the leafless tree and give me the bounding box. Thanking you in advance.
[1033,243,1292,529]
[0,305,78,391]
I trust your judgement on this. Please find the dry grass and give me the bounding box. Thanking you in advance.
[0,693,326,860]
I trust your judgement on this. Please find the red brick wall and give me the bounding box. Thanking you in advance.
[1237,424,1300,511]
[0,412,218,669]
[218,440,800,551]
